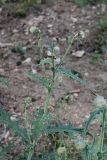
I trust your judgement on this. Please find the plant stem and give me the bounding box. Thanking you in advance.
[99,107,106,153]
[27,149,34,160]
[44,89,52,114]
[52,55,55,82]
[61,32,79,63]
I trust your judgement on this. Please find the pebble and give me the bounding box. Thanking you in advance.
[84,72,89,77]
[13,29,18,33]
[47,24,53,28]
[73,93,78,98]
[72,50,85,58]
[23,57,32,64]
[85,114,90,119]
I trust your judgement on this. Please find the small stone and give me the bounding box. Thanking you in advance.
[13,29,18,33]
[71,16,77,23]
[84,72,89,77]
[85,114,90,119]
[72,50,85,58]
[47,24,53,28]
[22,85,27,89]
[32,68,37,74]
[23,57,32,64]
[73,93,78,98]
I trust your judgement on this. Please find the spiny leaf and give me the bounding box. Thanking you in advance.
[32,109,50,140]
[45,123,84,136]
[55,67,87,86]
[83,108,104,137]
[0,104,29,143]
[0,142,15,160]
[27,71,52,90]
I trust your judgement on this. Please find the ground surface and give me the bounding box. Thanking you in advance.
[0,0,107,138]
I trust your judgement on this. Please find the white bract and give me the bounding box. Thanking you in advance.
[29,26,40,34]
[47,50,52,56]
[74,139,86,150]
[54,46,60,55]
[23,57,32,64]
[57,75,63,83]
[94,95,107,107]
[80,31,85,39]
[55,57,61,64]
[57,146,66,155]
[31,68,37,74]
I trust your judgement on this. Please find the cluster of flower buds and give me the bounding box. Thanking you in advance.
[94,95,107,108]
[47,45,61,65]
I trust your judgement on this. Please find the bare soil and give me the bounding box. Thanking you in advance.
[0,0,107,153]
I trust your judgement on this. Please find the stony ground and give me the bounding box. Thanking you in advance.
[0,0,107,144]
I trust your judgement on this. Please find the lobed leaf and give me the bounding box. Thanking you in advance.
[0,104,29,143]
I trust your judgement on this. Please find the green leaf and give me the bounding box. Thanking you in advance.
[40,58,52,65]
[27,71,52,90]
[45,123,84,136]
[83,108,103,137]
[0,104,29,143]
[0,142,15,160]
[55,67,87,86]
[32,109,50,141]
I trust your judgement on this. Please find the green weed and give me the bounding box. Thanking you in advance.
[0,33,107,160]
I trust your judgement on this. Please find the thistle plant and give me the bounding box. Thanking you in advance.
[0,31,107,160]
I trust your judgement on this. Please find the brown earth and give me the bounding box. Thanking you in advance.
[0,0,107,154]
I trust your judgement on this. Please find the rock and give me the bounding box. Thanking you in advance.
[0,42,13,48]
[47,24,53,28]
[13,29,18,33]
[71,16,77,23]
[72,50,85,58]
[84,72,89,77]
[23,57,32,64]
[73,93,78,98]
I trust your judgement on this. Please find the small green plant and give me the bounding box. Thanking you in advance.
[91,50,102,64]
[74,0,107,6]
[0,32,107,160]
[91,12,107,64]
